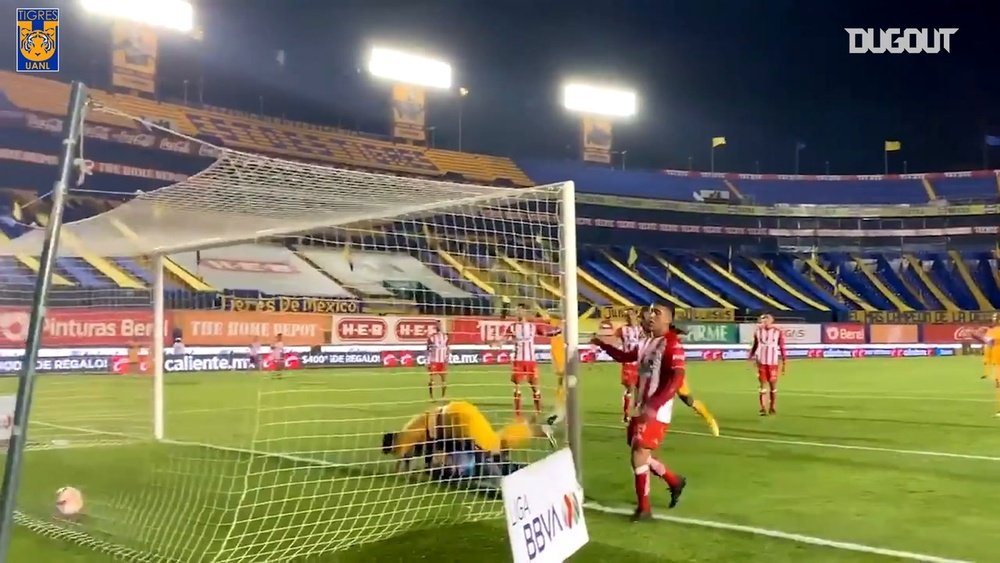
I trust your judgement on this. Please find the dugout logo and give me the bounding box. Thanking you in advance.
[16,9,59,73]
[846,28,957,54]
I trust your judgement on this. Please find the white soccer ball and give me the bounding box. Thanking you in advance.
[55,486,83,516]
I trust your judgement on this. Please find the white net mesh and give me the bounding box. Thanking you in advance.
[0,102,576,562]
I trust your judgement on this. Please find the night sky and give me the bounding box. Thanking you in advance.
[7,0,1000,175]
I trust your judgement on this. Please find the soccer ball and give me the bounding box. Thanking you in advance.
[55,486,83,516]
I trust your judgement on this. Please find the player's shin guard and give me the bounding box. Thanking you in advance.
[758,388,767,411]
[648,457,682,488]
[633,465,651,513]
[622,390,632,418]
[532,388,542,414]
[513,389,522,417]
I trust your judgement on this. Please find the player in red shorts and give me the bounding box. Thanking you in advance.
[426,321,449,400]
[749,314,786,415]
[502,304,544,417]
[592,304,687,520]
[615,309,643,423]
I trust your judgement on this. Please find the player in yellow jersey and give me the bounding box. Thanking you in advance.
[976,315,1000,416]
[382,400,557,478]
[981,316,997,380]
[640,309,720,436]
[549,315,567,409]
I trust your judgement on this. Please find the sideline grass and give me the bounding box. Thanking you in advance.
[6,356,997,562]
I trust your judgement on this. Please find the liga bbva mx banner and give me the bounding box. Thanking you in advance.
[110,22,158,94]
[581,116,612,164]
[391,84,426,142]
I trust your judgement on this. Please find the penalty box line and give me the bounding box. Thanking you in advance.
[584,502,969,563]
[586,424,1000,462]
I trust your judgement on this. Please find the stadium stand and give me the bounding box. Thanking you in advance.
[298,247,472,300]
[0,71,532,187]
[171,245,354,298]
[5,70,1000,320]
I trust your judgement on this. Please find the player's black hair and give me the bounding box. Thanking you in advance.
[381,432,395,454]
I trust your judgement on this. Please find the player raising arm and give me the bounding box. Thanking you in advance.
[426,321,449,401]
[592,304,687,520]
[638,310,719,436]
[749,314,786,415]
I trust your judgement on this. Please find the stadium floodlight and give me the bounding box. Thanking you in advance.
[80,0,194,33]
[562,83,637,118]
[367,46,453,90]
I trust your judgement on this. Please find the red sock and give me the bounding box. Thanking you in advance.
[758,390,766,410]
[623,390,632,416]
[769,388,777,410]
[634,466,651,512]
[648,456,682,488]
[532,390,542,414]
[513,390,522,417]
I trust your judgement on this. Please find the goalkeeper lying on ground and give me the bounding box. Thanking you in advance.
[381,400,557,482]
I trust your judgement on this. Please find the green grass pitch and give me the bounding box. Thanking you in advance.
[3,355,999,562]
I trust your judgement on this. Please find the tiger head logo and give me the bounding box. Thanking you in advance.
[19,27,56,62]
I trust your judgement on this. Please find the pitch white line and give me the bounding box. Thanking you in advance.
[585,502,970,563]
[586,424,1000,462]
[706,390,992,403]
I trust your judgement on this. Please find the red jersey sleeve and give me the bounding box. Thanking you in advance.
[646,332,686,410]
[595,339,638,364]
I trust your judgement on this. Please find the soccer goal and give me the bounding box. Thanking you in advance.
[0,82,581,562]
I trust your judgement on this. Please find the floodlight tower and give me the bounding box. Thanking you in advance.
[562,82,637,165]
[0,3,197,560]
[367,46,453,144]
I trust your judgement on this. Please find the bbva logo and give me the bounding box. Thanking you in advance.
[845,28,957,54]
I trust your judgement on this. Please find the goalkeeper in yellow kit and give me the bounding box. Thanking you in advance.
[975,315,1000,416]
[381,400,557,481]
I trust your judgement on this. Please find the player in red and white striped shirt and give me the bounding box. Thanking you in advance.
[426,321,449,401]
[749,314,787,415]
[272,334,285,378]
[503,304,543,416]
[592,304,688,519]
[615,310,644,423]
[639,309,719,436]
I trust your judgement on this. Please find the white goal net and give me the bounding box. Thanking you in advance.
[0,102,578,562]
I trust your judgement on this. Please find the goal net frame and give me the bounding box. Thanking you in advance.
[0,81,583,561]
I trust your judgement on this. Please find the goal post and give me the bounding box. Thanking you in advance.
[0,97,581,561]
[0,80,89,560]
